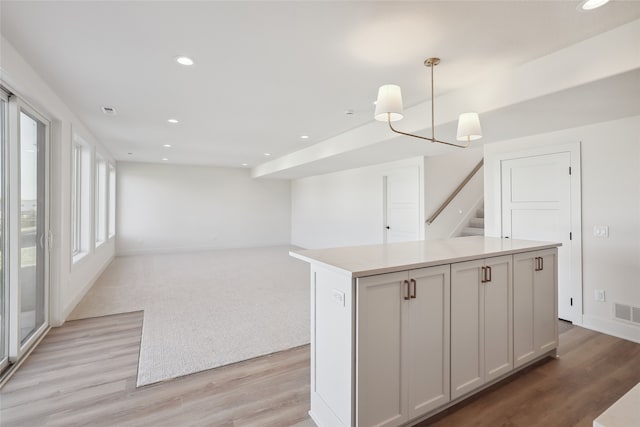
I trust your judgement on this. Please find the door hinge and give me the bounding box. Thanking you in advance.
[569,166,572,175]
[570,297,573,306]
[569,232,572,240]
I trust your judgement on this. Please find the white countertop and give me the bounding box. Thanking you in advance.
[290,236,561,278]
[593,382,640,427]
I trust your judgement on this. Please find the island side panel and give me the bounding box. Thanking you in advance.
[309,264,355,427]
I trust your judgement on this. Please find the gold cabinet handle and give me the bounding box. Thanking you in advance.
[486,265,492,282]
[410,278,417,299]
[481,266,487,283]
[539,257,543,271]
[404,280,411,300]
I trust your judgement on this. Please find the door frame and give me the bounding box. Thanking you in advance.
[493,142,582,324]
[0,89,9,372]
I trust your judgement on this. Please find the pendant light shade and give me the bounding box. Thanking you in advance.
[374,84,404,122]
[374,58,482,148]
[456,112,482,142]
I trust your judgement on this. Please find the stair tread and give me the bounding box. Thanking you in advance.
[469,218,485,228]
[461,227,484,236]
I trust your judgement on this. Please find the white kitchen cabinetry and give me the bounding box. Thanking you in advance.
[356,265,450,427]
[513,249,558,368]
[450,255,513,400]
[291,237,559,427]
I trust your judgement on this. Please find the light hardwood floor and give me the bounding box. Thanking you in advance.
[1,316,639,426]
[0,312,309,426]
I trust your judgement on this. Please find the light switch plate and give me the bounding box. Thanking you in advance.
[593,225,609,238]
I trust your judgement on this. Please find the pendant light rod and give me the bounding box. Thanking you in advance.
[374,57,482,148]
[386,113,470,148]
[426,57,439,142]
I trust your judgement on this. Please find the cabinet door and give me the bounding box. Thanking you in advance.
[513,249,558,368]
[407,265,450,418]
[534,249,558,354]
[513,252,537,367]
[450,259,484,400]
[483,255,513,382]
[357,271,409,427]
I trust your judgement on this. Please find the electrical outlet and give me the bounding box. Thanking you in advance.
[332,289,345,307]
[594,289,606,302]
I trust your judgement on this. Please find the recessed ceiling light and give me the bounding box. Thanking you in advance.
[102,106,117,115]
[162,144,172,148]
[300,135,309,140]
[176,56,194,66]
[162,158,169,161]
[264,153,271,157]
[167,119,179,124]
[241,163,249,167]
[578,0,610,10]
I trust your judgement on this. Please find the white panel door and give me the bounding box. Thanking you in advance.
[384,167,420,243]
[501,152,574,321]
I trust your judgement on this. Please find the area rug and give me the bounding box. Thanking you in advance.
[68,246,310,386]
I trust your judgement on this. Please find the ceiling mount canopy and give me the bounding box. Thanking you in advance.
[374,57,482,148]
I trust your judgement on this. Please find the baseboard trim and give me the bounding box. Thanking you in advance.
[581,314,640,344]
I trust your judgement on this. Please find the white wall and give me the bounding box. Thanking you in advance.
[116,162,291,255]
[291,157,424,249]
[424,147,484,239]
[1,36,116,325]
[484,115,640,342]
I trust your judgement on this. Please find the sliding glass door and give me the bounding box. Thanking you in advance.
[18,108,47,345]
[0,91,50,372]
[0,90,8,372]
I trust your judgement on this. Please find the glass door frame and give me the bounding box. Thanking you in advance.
[7,95,50,362]
[0,89,9,372]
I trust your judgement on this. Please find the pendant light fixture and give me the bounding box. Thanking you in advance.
[374,58,482,148]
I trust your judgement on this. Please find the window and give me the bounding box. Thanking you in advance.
[95,155,107,246]
[108,164,116,238]
[71,143,82,256]
[71,135,90,263]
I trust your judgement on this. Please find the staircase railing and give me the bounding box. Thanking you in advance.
[426,158,484,225]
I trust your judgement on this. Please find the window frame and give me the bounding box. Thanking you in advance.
[108,163,116,239]
[94,154,107,248]
[71,142,82,256]
[71,133,90,265]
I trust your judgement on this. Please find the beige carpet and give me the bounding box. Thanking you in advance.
[69,246,310,386]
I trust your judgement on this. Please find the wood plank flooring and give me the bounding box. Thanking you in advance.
[1,315,639,426]
[0,312,309,427]
[420,322,640,427]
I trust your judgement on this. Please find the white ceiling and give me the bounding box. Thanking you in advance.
[2,1,640,175]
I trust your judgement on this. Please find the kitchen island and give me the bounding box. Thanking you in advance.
[291,236,561,427]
